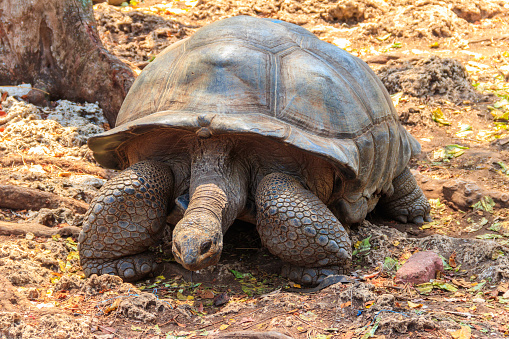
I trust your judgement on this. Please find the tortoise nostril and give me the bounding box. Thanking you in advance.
[200,240,212,255]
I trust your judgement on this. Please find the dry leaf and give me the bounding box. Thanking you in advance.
[219,324,229,330]
[450,325,471,339]
[452,279,473,288]
[407,301,423,309]
[449,252,457,268]
[341,301,352,308]
[365,300,375,309]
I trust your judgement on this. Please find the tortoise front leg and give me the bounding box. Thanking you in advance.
[378,167,431,224]
[78,160,174,281]
[255,173,351,285]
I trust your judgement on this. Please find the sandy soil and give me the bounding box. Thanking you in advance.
[1,0,509,338]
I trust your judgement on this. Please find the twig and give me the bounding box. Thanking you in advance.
[244,313,284,330]
[98,325,126,339]
[438,310,479,318]
[198,309,259,330]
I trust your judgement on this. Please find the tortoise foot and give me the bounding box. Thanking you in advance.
[255,173,351,282]
[282,264,350,286]
[78,160,174,281]
[81,252,158,282]
[379,167,431,224]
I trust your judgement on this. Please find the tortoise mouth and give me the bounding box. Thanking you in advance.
[171,224,223,271]
[174,250,221,271]
[172,241,222,271]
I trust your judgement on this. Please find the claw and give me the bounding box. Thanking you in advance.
[424,215,432,222]
[412,216,424,225]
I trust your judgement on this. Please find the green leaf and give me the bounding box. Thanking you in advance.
[489,223,502,232]
[353,236,372,256]
[438,254,452,270]
[415,282,434,295]
[468,280,486,292]
[444,144,469,158]
[383,257,399,271]
[376,33,392,41]
[472,196,495,213]
[432,281,458,292]
[432,108,451,126]
[230,269,247,279]
[476,233,503,239]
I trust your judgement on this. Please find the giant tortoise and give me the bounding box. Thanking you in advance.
[78,16,431,285]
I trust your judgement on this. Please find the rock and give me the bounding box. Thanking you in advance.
[117,292,172,322]
[81,274,123,295]
[395,251,443,284]
[412,172,509,210]
[107,0,124,5]
[55,275,84,292]
[377,55,482,103]
[443,179,509,210]
[70,175,105,189]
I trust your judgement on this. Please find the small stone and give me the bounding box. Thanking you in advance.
[472,297,485,303]
[395,251,444,285]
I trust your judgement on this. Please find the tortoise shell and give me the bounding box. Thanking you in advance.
[88,16,420,223]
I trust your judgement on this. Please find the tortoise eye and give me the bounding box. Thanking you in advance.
[200,241,212,254]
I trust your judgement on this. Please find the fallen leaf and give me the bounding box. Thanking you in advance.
[376,33,392,41]
[432,108,451,126]
[472,196,495,213]
[433,281,458,292]
[365,300,375,309]
[176,292,187,301]
[407,301,423,308]
[450,325,471,339]
[341,301,352,308]
[415,283,433,295]
[200,290,214,299]
[219,324,229,330]
[104,298,121,314]
[452,279,473,288]
[449,252,457,268]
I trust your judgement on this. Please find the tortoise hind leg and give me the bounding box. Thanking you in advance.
[78,160,174,281]
[379,167,431,224]
[255,173,351,286]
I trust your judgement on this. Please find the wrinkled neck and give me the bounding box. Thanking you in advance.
[186,139,248,232]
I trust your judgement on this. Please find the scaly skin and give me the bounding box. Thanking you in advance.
[255,173,352,285]
[78,160,174,281]
[171,139,248,271]
[379,167,431,224]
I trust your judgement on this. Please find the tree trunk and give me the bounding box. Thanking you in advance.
[0,0,134,126]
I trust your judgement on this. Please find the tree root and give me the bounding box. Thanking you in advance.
[0,153,115,179]
[0,184,89,214]
[0,221,81,237]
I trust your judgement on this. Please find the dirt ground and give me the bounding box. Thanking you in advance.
[1,0,509,338]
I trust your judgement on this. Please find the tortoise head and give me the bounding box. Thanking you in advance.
[172,214,223,271]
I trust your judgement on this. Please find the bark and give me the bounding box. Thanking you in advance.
[0,0,135,126]
[0,184,89,213]
[0,153,115,179]
[0,220,81,237]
